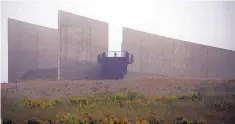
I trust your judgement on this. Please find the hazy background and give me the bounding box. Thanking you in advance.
[1,0,235,83]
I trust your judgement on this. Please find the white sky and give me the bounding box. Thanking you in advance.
[1,0,235,83]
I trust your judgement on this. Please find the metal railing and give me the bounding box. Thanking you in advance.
[102,51,128,57]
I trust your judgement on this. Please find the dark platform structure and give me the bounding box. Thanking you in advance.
[98,51,134,79]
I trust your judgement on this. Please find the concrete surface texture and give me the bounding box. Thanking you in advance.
[122,28,174,77]
[173,40,208,78]
[122,28,235,79]
[58,10,108,80]
[8,19,59,82]
[207,46,235,78]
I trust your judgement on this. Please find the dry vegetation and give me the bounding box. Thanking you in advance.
[1,77,235,124]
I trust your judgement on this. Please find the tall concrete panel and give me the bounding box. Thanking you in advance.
[123,27,235,79]
[227,50,235,78]
[173,40,208,78]
[37,28,58,69]
[122,28,141,73]
[207,46,233,79]
[8,19,58,82]
[58,10,108,80]
[8,19,38,82]
[122,28,174,77]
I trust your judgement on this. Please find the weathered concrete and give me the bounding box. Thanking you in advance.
[37,27,58,69]
[207,46,235,79]
[122,28,174,77]
[227,50,235,78]
[173,40,208,78]
[8,13,235,81]
[8,19,58,82]
[122,27,235,79]
[58,10,108,80]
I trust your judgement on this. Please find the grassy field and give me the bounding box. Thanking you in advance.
[1,78,235,124]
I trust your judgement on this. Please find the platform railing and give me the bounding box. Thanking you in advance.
[103,51,128,57]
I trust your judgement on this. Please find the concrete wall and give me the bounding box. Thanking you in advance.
[58,10,108,80]
[122,28,235,79]
[9,14,234,81]
[227,50,235,78]
[8,19,58,82]
[207,46,235,78]
[37,27,58,69]
[122,28,174,77]
[173,40,208,78]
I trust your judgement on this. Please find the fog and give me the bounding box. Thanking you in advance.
[1,0,235,82]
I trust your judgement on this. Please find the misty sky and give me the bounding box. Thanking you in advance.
[1,0,235,82]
